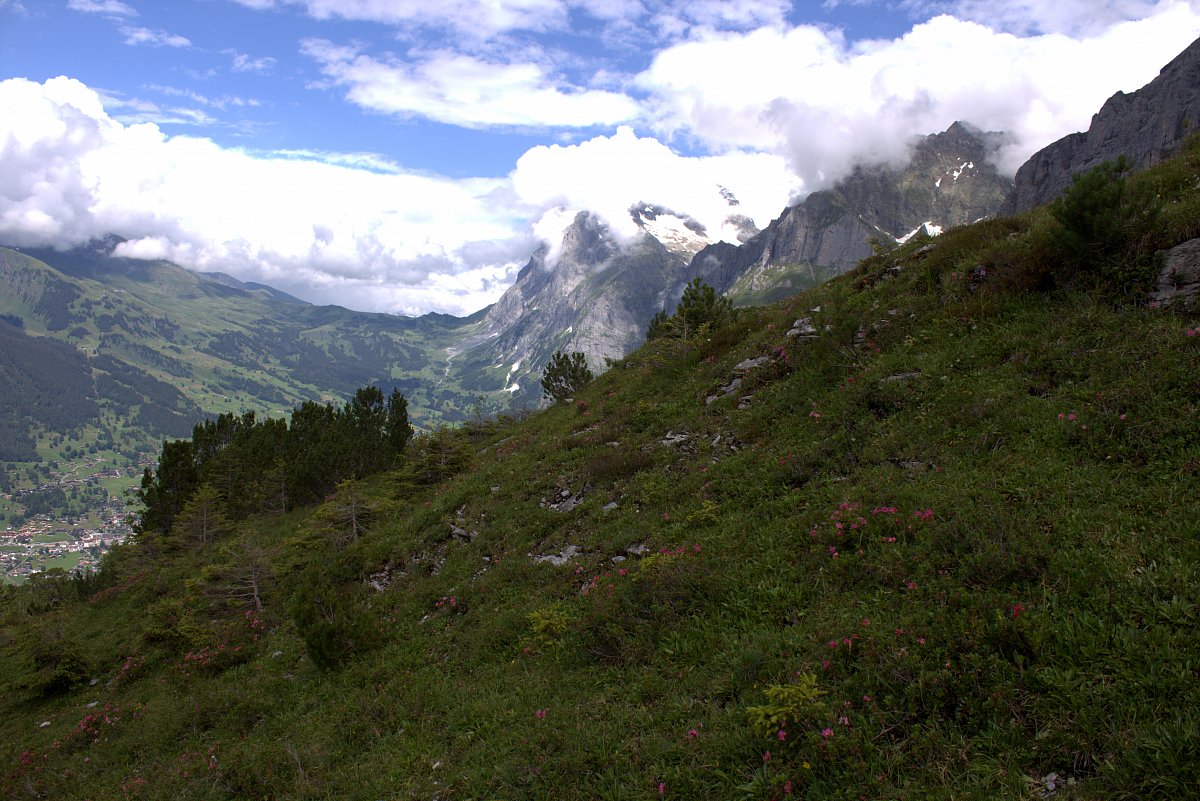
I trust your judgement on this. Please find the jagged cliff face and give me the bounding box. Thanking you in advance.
[1006,36,1200,213]
[455,212,687,400]
[678,122,1012,302]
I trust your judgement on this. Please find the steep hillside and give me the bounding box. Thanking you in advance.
[1,139,1197,801]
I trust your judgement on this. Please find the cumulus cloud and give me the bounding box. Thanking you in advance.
[302,39,641,129]
[638,3,1200,186]
[512,126,796,258]
[0,77,535,316]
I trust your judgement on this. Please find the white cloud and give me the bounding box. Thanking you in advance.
[120,25,191,47]
[638,3,1200,186]
[233,0,569,37]
[946,0,1190,36]
[229,51,278,73]
[651,0,790,38]
[144,84,262,111]
[0,77,534,316]
[68,0,137,15]
[512,126,797,254]
[232,0,793,42]
[302,39,641,129]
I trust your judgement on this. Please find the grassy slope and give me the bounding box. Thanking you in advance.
[2,146,1199,800]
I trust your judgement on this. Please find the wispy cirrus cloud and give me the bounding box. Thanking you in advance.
[228,51,278,73]
[68,0,137,15]
[119,25,191,48]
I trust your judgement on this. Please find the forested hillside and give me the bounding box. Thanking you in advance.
[1,141,1198,800]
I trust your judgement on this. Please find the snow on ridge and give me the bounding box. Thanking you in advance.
[896,221,944,244]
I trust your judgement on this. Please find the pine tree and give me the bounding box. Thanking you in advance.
[540,351,594,403]
[170,484,230,548]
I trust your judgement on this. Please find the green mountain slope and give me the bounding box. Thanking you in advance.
[0,244,493,556]
[1,143,1199,800]
[1,243,488,431]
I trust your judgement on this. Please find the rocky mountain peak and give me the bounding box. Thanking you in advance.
[557,211,618,268]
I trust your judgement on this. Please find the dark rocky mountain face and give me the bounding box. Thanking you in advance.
[456,212,686,400]
[1006,35,1200,213]
[678,122,1012,301]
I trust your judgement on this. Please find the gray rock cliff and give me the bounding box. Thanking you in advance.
[1005,36,1200,213]
[677,122,1012,301]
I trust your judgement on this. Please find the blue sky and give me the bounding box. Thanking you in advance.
[2,0,1199,315]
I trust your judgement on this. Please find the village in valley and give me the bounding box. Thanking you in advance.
[0,453,147,584]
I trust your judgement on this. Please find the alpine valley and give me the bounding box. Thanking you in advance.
[1,24,1200,801]
[0,120,1016,574]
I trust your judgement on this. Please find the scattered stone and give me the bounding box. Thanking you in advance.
[705,377,743,405]
[602,501,619,513]
[914,243,936,255]
[490,486,500,493]
[86,701,99,708]
[541,485,589,512]
[1027,771,1076,799]
[38,721,51,728]
[533,545,582,566]
[882,371,922,383]
[737,396,753,409]
[733,356,772,373]
[449,523,477,542]
[660,432,692,446]
[272,650,283,658]
[611,555,626,564]
[625,543,649,557]
[89,678,99,686]
[1151,237,1200,306]
[786,317,819,338]
[897,460,929,472]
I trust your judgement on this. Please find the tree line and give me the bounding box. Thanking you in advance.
[136,386,412,543]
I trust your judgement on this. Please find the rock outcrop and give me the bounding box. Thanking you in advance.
[1151,237,1200,307]
[1005,36,1200,213]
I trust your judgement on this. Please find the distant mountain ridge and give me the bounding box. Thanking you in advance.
[1005,35,1200,213]
[444,121,1012,399]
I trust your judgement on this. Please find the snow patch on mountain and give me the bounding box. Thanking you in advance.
[897,221,944,244]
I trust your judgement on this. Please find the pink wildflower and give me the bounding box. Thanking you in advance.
[820,728,834,739]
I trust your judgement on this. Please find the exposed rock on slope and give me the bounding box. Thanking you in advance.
[679,122,1012,301]
[1005,36,1200,213]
